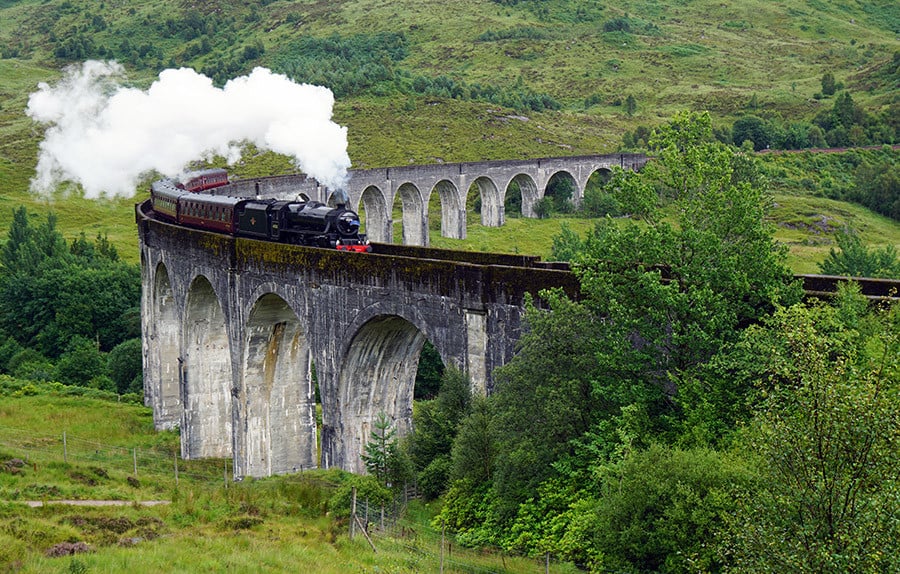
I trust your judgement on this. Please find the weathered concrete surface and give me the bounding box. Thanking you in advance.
[137,203,579,478]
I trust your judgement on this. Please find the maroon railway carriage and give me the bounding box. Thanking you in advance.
[181,168,229,192]
[149,174,371,253]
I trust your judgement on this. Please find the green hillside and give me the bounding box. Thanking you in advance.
[0,0,897,266]
[0,383,557,572]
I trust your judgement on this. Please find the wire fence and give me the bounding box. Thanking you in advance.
[2,424,574,571]
[350,487,577,574]
[0,423,231,487]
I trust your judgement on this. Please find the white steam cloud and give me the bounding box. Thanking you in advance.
[26,61,351,197]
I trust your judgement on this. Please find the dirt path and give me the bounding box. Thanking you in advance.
[21,500,170,507]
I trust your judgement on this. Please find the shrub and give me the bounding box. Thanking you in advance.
[56,337,107,387]
[532,197,553,219]
[107,338,142,395]
[328,474,391,519]
[591,444,754,573]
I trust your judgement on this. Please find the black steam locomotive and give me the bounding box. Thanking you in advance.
[150,169,371,252]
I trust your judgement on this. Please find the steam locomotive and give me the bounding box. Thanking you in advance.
[150,169,371,252]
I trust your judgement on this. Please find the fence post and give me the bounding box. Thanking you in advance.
[350,487,357,539]
[440,518,445,574]
[546,552,550,574]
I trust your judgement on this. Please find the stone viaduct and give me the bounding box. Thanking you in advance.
[221,153,649,245]
[139,153,643,479]
[138,208,578,478]
[138,152,900,481]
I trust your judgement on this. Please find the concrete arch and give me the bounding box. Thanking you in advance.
[432,179,464,239]
[336,314,427,474]
[359,185,389,243]
[182,275,232,459]
[504,173,540,218]
[395,182,427,246]
[591,166,615,184]
[151,262,181,430]
[470,176,503,227]
[544,170,579,208]
[238,292,316,477]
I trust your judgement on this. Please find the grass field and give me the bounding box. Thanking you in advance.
[0,388,576,572]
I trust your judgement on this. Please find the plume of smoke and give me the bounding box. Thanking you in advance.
[26,61,351,197]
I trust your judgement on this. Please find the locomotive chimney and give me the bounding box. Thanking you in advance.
[332,188,350,209]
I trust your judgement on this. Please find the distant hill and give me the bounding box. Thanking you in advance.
[0,0,897,268]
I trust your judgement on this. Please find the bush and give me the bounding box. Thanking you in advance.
[328,474,392,519]
[55,336,107,387]
[591,444,754,573]
[107,338,142,395]
[0,335,24,373]
[603,17,632,33]
[582,187,621,217]
[532,196,554,219]
[417,455,452,500]
[6,348,49,378]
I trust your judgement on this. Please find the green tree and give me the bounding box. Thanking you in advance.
[545,175,575,213]
[56,336,107,387]
[589,444,754,573]
[361,412,412,490]
[832,91,862,129]
[443,112,801,558]
[407,368,472,498]
[0,209,140,357]
[808,124,827,148]
[820,71,836,96]
[488,292,607,522]
[732,115,772,151]
[450,397,496,485]
[550,222,585,262]
[853,159,899,221]
[362,412,396,484]
[532,196,553,219]
[726,291,900,572]
[624,94,636,116]
[413,340,444,399]
[107,338,143,395]
[819,229,900,278]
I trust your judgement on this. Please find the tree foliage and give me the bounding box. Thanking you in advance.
[725,288,900,572]
[361,412,413,491]
[0,207,141,386]
[819,228,900,278]
[439,112,804,566]
[589,444,755,573]
[407,368,472,499]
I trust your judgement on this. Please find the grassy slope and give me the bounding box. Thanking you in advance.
[0,0,897,267]
[0,392,567,572]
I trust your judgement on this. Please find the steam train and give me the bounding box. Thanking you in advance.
[149,169,371,252]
